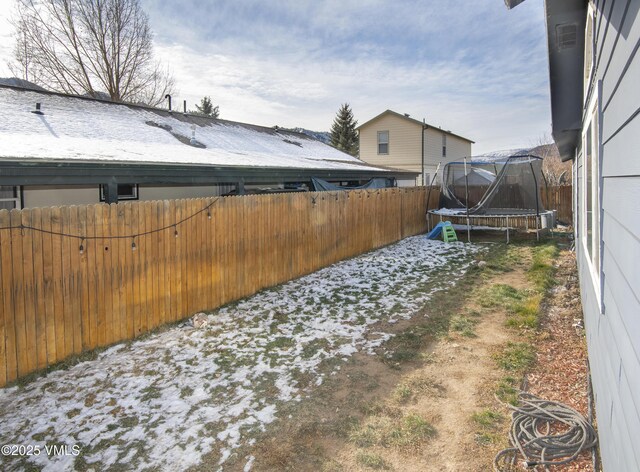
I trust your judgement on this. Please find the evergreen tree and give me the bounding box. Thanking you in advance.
[193,96,220,118]
[330,103,359,156]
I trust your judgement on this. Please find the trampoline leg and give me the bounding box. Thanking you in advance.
[536,216,540,242]
[506,216,510,244]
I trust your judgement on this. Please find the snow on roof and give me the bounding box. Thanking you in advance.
[0,86,391,173]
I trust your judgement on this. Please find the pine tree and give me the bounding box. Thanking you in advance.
[330,103,359,156]
[193,96,220,118]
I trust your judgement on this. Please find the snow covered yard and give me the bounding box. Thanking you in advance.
[0,237,481,472]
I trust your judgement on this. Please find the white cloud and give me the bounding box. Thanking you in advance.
[0,0,15,77]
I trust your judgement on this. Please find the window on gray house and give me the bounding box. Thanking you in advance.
[442,134,447,157]
[584,110,599,275]
[0,186,21,210]
[378,131,389,154]
[99,184,139,202]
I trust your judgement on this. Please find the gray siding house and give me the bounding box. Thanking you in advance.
[506,1,640,470]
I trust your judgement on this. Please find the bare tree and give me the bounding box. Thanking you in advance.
[11,0,175,106]
[9,22,36,82]
[532,134,572,185]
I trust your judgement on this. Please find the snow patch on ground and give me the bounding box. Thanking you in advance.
[0,237,480,471]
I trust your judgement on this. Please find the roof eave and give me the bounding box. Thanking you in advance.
[0,159,419,186]
[544,0,587,161]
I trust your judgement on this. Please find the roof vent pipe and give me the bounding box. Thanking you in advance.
[165,94,172,111]
[32,102,43,115]
[183,100,187,114]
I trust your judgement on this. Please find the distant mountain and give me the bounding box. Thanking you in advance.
[283,127,331,145]
[0,77,48,91]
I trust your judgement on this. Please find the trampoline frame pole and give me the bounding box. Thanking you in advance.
[463,157,471,243]
[425,162,441,232]
[530,161,540,241]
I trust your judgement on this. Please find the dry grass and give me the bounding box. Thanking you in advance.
[392,375,446,404]
[471,409,505,446]
[349,413,436,449]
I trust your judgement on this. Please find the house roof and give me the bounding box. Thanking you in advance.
[0,84,417,183]
[505,0,586,161]
[356,109,475,143]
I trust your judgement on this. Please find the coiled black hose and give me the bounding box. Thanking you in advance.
[494,392,598,471]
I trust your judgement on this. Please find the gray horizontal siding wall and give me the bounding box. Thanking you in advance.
[581,1,640,470]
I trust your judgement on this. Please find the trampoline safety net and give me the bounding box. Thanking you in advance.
[439,150,546,216]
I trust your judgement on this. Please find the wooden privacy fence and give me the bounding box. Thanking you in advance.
[0,187,436,387]
[542,185,572,223]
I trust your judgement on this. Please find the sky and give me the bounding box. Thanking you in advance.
[0,0,551,154]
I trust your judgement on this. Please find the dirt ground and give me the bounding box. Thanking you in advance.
[201,237,595,472]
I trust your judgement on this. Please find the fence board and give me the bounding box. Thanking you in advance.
[175,199,183,321]
[93,205,106,347]
[164,200,174,323]
[77,206,90,350]
[11,210,28,377]
[129,203,140,338]
[20,210,38,373]
[63,206,78,354]
[30,208,47,370]
[118,203,136,339]
[0,220,5,386]
[149,201,160,330]
[202,199,211,313]
[139,202,149,334]
[194,198,204,309]
[88,206,100,347]
[0,210,15,383]
[157,201,168,326]
[115,204,127,341]
[107,205,119,343]
[0,214,6,385]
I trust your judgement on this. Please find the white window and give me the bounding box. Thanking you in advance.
[0,186,21,210]
[99,184,139,202]
[377,131,389,155]
[442,134,447,157]
[582,80,601,302]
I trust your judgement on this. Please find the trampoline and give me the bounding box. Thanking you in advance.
[427,149,556,242]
